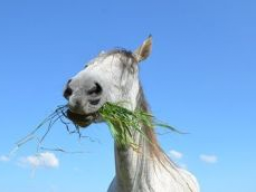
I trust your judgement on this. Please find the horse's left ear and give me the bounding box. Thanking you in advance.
[133,35,152,63]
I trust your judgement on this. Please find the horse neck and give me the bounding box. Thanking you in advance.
[113,88,166,191]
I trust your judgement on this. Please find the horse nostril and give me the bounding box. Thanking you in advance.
[89,99,101,106]
[87,82,102,96]
[64,86,73,99]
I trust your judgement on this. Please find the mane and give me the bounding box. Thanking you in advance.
[105,48,135,59]
[100,48,137,64]
[136,88,196,192]
[105,49,165,160]
[105,48,176,166]
[137,87,174,164]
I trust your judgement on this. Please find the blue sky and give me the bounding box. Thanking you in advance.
[0,0,256,192]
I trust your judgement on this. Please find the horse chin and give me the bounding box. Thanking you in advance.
[66,109,98,128]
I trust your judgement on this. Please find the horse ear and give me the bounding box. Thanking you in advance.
[133,35,152,62]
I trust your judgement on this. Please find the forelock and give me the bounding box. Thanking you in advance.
[101,49,137,65]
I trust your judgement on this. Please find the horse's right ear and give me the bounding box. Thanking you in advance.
[133,35,152,63]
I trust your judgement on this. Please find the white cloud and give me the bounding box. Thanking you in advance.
[169,150,183,159]
[20,152,59,168]
[0,155,10,162]
[200,154,218,164]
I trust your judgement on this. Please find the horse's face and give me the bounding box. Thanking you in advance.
[63,36,152,127]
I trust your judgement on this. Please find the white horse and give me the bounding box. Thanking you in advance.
[63,36,200,192]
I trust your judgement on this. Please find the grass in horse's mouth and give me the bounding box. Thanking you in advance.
[99,103,180,149]
[15,103,181,152]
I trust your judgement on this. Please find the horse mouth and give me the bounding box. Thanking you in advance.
[66,110,98,128]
